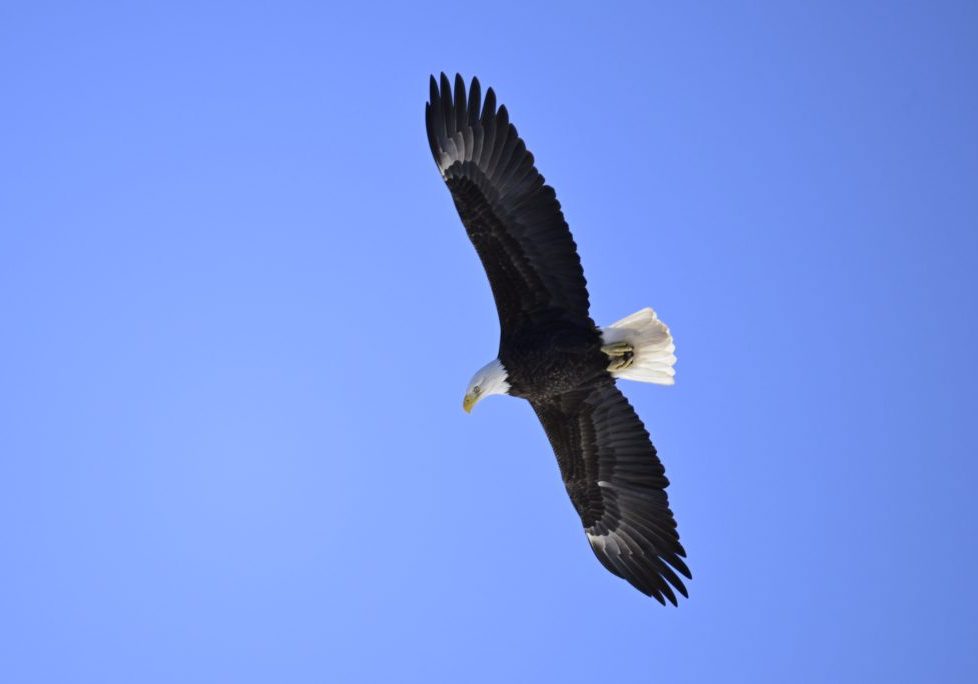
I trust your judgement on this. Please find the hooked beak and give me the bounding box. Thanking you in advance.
[462,393,477,414]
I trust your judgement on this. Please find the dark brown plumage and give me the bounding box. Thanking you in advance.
[426,73,690,604]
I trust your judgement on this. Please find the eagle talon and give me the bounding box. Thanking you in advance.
[602,342,636,371]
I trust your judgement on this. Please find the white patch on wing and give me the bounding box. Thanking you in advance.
[437,131,466,175]
[587,530,617,555]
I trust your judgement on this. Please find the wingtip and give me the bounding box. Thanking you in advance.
[497,103,509,128]
[482,87,497,121]
[467,76,482,126]
[453,73,467,130]
[667,551,692,580]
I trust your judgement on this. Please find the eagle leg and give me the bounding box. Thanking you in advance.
[602,341,635,371]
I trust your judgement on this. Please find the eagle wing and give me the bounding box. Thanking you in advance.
[531,380,690,604]
[425,73,593,336]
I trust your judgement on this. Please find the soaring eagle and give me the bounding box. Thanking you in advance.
[426,74,690,604]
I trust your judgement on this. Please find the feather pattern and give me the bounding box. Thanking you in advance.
[531,380,690,605]
[425,73,592,337]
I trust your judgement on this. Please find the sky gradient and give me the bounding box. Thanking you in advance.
[2,2,977,682]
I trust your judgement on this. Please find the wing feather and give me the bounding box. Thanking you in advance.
[531,381,690,604]
[425,73,592,335]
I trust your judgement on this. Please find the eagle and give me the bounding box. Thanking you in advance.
[425,74,690,605]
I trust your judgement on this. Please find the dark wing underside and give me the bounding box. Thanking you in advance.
[531,380,691,604]
[425,73,593,335]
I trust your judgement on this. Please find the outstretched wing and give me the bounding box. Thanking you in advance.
[425,73,593,336]
[531,380,690,604]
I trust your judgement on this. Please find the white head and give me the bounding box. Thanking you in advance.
[463,358,511,413]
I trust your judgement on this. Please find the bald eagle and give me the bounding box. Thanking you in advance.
[426,74,690,604]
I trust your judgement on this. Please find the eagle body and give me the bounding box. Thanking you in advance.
[427,74,690,605]
[499,320,607,400]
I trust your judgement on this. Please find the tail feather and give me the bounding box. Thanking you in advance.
[601,307,676,385]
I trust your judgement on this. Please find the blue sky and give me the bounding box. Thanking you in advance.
[2,2,977,682]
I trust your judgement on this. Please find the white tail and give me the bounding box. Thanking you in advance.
[601,307,676,385]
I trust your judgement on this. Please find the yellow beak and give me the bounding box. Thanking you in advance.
[462,393,477,413]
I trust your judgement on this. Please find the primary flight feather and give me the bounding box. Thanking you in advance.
[425,73,690,604]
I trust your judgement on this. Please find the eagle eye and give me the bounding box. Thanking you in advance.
[473,385,481,394]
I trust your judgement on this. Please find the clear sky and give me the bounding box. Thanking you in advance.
[2,2,976,682]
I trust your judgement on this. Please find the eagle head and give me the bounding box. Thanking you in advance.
[463,358,511,413]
